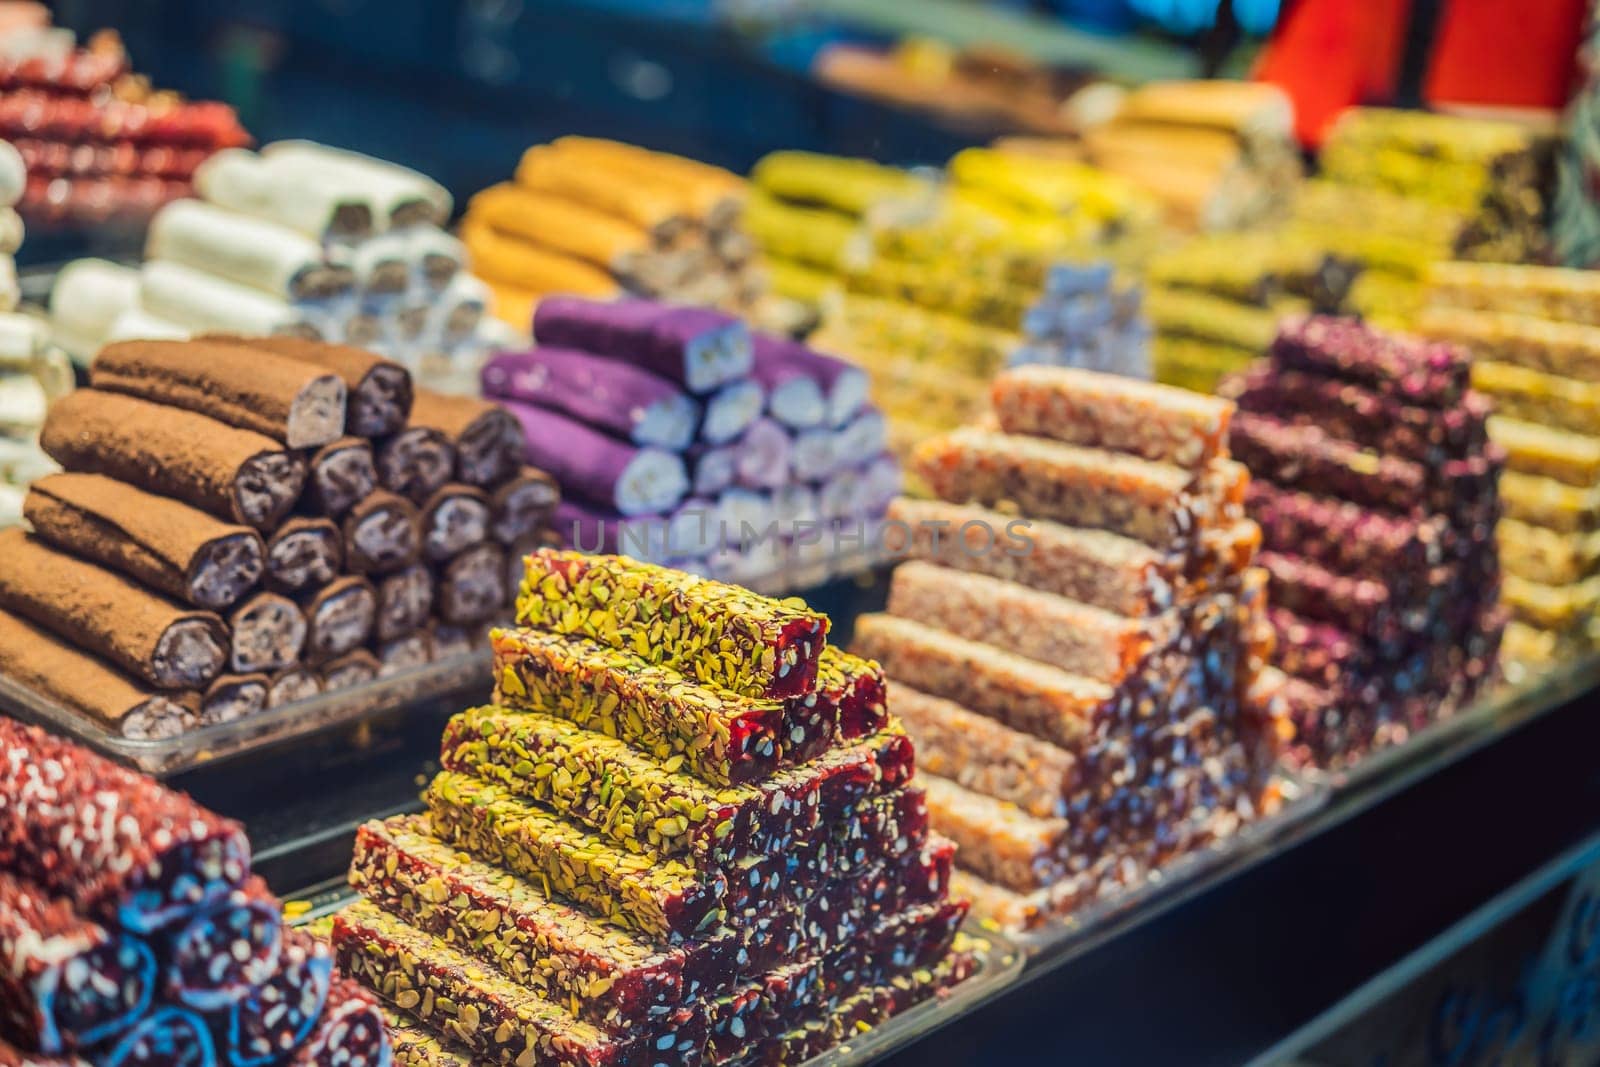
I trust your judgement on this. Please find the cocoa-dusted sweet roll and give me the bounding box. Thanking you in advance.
[374,564,433,642]
[264,517,342,593]
[375,631,433,677]
[0,529,228,690]
[24,473,265,611]
[0,610,200,739]
[89,339,347,449]
[227,592,307,674]
[408,390,523,488]
[489,466,559,544]
[200,674,269,725]
[374,425,454,505]
[436,542,507,625]
[420,483,489,561]
[199,334,413,439]
[321,649,380,691]
[343,490,421,575]
[267,667,322,708]
[40,391,307,531]
[304,437,377,518]
[300,577,378,666]
[428,623,482,661]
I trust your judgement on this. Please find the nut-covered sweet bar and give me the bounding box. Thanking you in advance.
[1500,471,1600,533]
[1272,315,1469,408]
[0,871,155,1053]
[0,719,250,933]
[89,339,347,449]
[1230,413,1426,516]
[1257,550,1397,640]
[286,975,389,1067]
[222,929,332,1067]
[920,775,1066,893]
[887,560,1159,683]
[0,529,229,690]
[305,437,378,519]
[516,551,829,700]
[1269,608,1369,689]
[24,473,266,612]
[1246,481,1445,578]
[1501,573,1600,632]
[423,772,724,939]
[1473,359,1600,437]
[1497,519,1600,586]
[202,334,413,439]
[491,626,781,787]
[1490,416,1600,488]
[913,427,1200,549]
[884,498,1176,616]
[161,876,281,1011]
[1416,306,1600,383]
[40,390,307,530]
[992,364,1232,468]
[386,1019,472,1067]
[333,900,703,1067]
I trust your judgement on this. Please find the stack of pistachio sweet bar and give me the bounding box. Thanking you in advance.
[852,365,1286,931]
[332,550,976,1067]
[1420,262,1600,668]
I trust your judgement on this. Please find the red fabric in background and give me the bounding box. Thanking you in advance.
[1254,0,1414,146]
[1425,0,1586,109]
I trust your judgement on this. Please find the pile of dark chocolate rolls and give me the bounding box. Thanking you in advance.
[0,335,558,740]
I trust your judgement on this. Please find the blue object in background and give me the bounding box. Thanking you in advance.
[1123,0,1279,34]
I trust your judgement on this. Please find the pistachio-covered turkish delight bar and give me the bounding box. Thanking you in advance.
[517,551,828,700]
[1229,413,1426,516]
[1490,416,1600,488]
[1497,519,1600,586]
[1426,262,1600,327]
[1473,359,1600,437]
[813,646,887,742]
[1272,315,1470,408]
[1500,471,1600,533]
[423,772,724,940]
[990,365,1233,469]
[913,428,1202,550]
[491,627,781,787]
[333,900,705,1067]
[1416,306,1600,382]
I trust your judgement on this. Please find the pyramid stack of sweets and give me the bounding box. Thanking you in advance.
[459,136,787,333]
[1418,262,1600,667]
[484,295,899,591]
[47,140,505,391]
[333,550,980,1067]
[851,365,1287,930]
[0,20,250,229]
[1318,107,1555,266]
[0,717,391,1067]
[0,336,559,740]
[1218,316,1504,768]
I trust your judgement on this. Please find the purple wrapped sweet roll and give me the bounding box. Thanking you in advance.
[1272,316,1469,409]
[94,1008,214,1067]
[480,347,700,451]
[221,930,331,1067]
[162,877,282,1012]
[700,379,765,446]
[552,498,668,561]
[717,488,771,547]
[688,445,736,496]
[665,499,723,559]
[861,453,902,513]
[791,428,836,482]
[749,336,826,429]
[531,296,751,394]
[819,467,865,521]
[0,873,155,1053]
[508,402,687,516]
[735,419,793,490]
[752,335,869,428]
[834,408,887,462]
[772,484,820,528]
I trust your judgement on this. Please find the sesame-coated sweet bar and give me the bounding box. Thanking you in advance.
[161,876,282,1011]
[286,975,389,1067]
[1490,416,1600,488]
[332,900,703,1067]
[887,561,1160,683]
[516,551,829,700]
[1229,413,1425,516]
[852,613,1103,750]
[1497,519,1600,586]
[920,775,1066,893]
[1246,481,1445,579]
[991,364,1233,469]
[1500,471,1600,533]
[1272,315,1469,408]
[892,684,1076,820]
[491,626,781,787]
[423,772,724,939]
[913,427,1201,549]
[349,817,690,1034]
[95,1006,215,1067]
[0,871,155,1053]
[222,929,331,1067]
[884,498,1176,616]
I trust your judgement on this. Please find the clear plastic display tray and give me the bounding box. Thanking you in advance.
[0,651,489,777]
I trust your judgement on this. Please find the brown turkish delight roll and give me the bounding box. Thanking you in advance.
[227,592,306,674]
[342,490,421,575]
[0,530,228,690]
[300,577,377,665]
[914,427,1201,549]
[407,391,523,488]
[200,334,413,438]
[374,564,433,642]
[90,340,347,449]
[420,484,490,561]
[321,649,380,691]
[0,611,199,739]
[266,666,322,708]
[200,674,269,725]
[429,623,481,661]
[375,427,455,505]
[40,391,307,530]
[304,437,377,518]
[376,631,433,677]
[24,474,265,612]
[992,364,1233,469]
[490,466,560,544]
[437,542,508,625]
[264,517,342,593]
